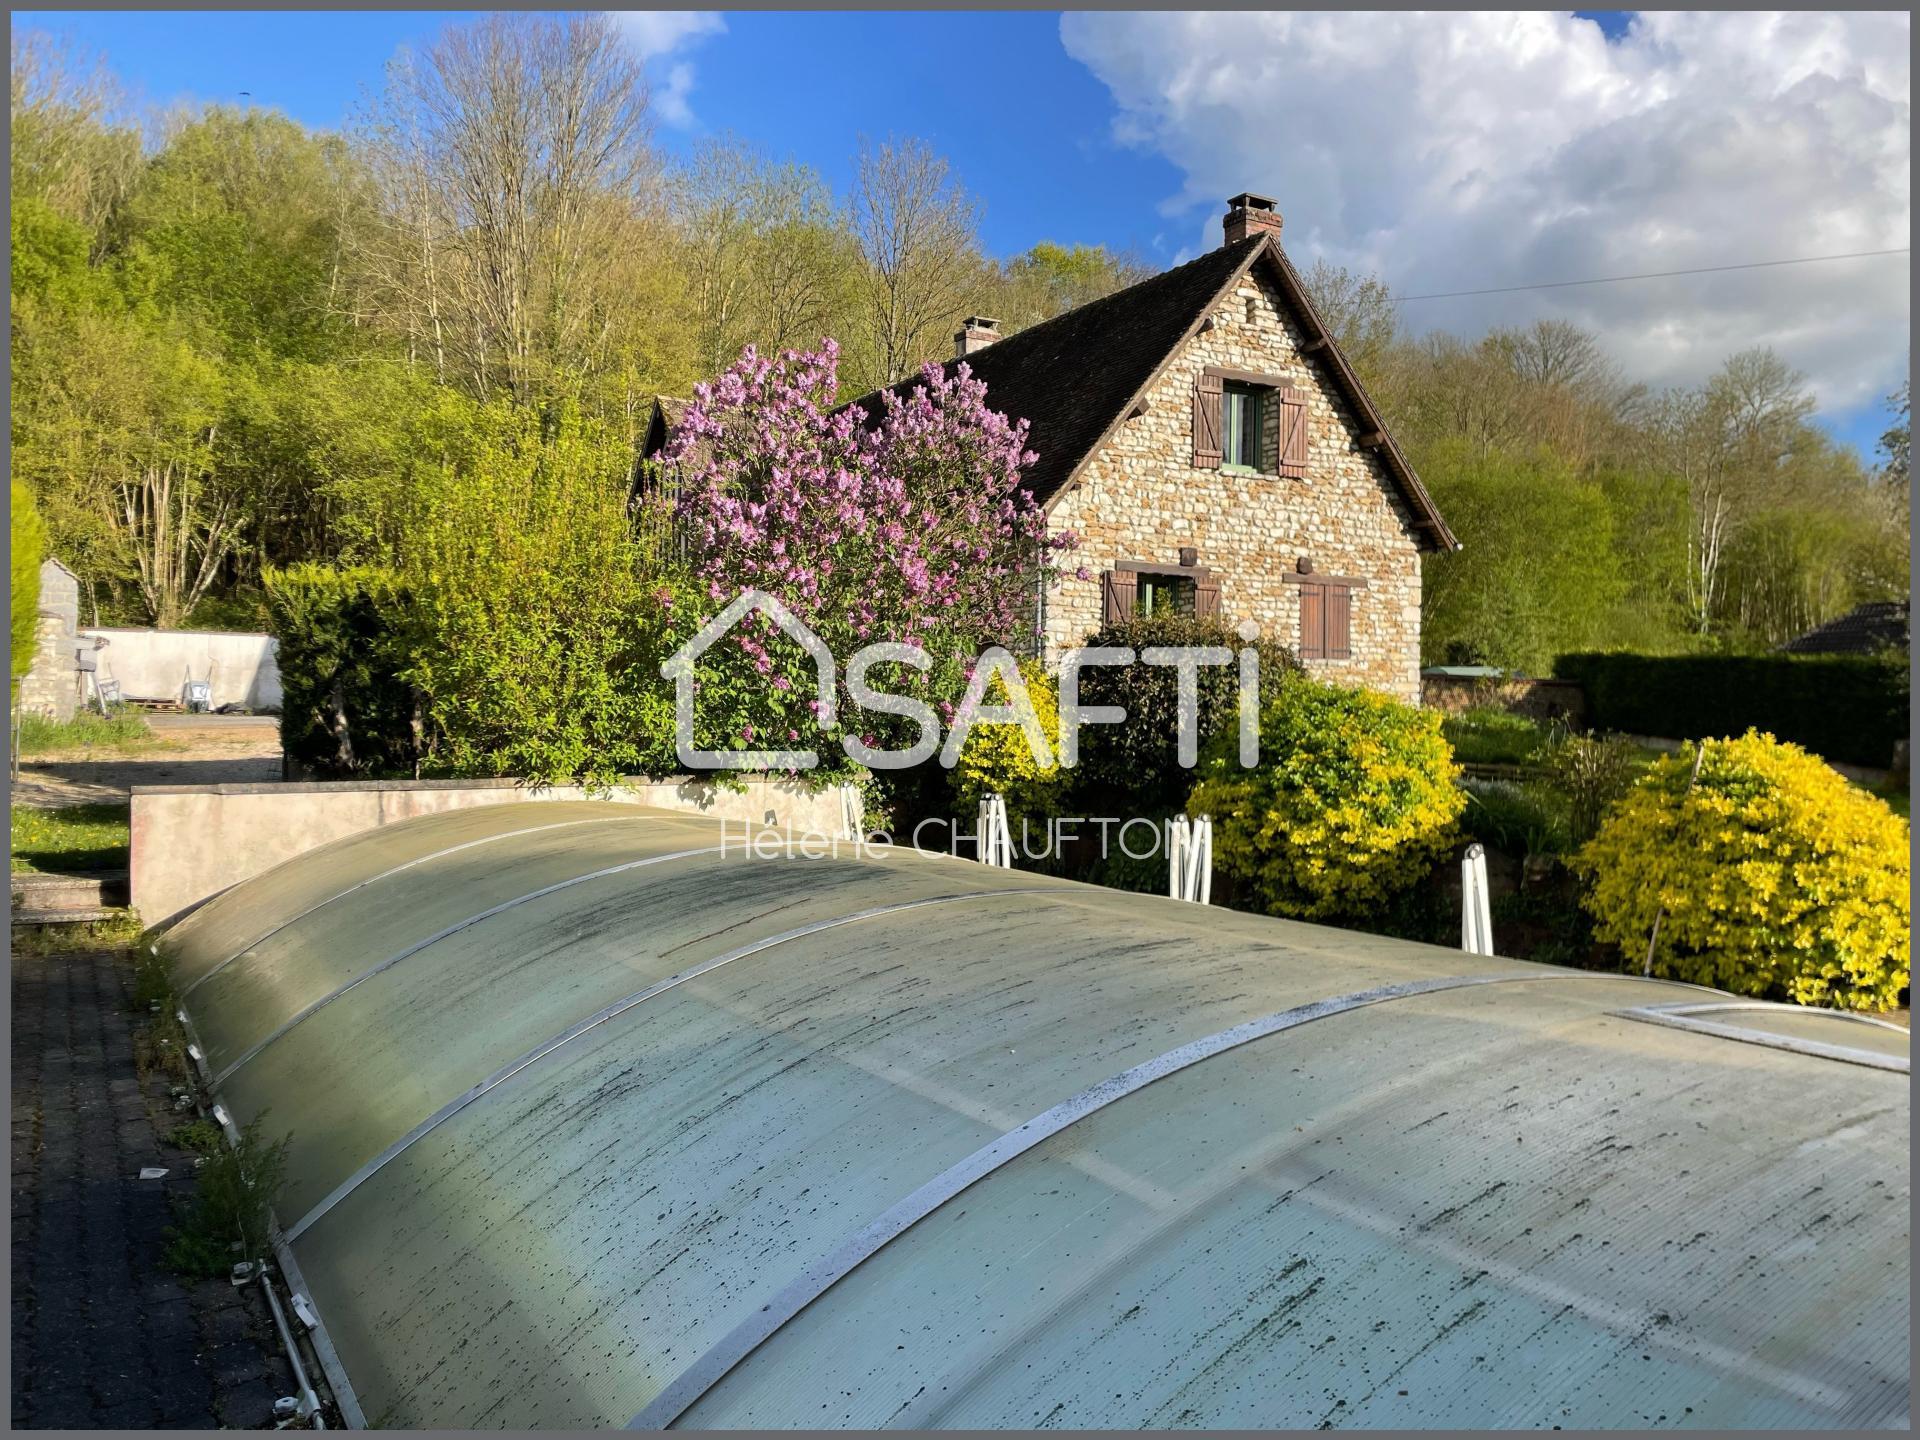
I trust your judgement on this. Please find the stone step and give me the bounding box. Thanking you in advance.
[11,870,130,914]
[11,907,122,926]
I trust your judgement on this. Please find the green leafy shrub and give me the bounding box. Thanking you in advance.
[163,1117,290,1276]
[1574,731,1910,1009]
[11,479,45,700]
[264,564,421,778]
[1440,706,1556,766]
[390,402,660,788]
[1189,678,1466,922]
[950,660,1068,832]
[1460,779,1568,856]
[1067,612,1297,816]
[1554,651,1907,768]
[168,1119,224,1155]
[1539,732,1643,846]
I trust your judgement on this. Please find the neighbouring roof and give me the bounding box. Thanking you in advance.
[1781,600,1910,655]
[641,396,690,460]
[167,803,1908,1428]
[647,235,1458,552]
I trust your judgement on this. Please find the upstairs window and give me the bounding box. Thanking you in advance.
[1221,383,1266,472]
[1194,370,1309,477]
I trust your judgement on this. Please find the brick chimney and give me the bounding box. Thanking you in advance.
[1223,192,1282,246]
[954,315,1000,359]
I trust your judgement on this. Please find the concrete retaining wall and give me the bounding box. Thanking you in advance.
[132,775,858,929]
[82,629,281,710]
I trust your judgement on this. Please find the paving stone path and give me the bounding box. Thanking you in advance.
[11,942,295,1428]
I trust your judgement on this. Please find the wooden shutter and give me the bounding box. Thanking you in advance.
[1101,569,1139,625]
[1325,583,1351,659]
[1194,572,1221,617]
[1297,582,1325,660]
[1277,387,1309,478]
[1193,371,1223,469]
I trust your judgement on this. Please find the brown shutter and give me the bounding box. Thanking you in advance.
[1193,371,1223,469]
[1325,583,1351,659]
[1298,582,1325,660]
[1194,572,1221,617]
[1101,569,1138,625]
[1277,388,1309,478]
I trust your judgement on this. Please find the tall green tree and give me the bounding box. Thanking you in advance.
[11,479,47,699]
[1420,442,1626,672]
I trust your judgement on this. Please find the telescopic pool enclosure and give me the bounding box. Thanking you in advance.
[162,801,1910,1429]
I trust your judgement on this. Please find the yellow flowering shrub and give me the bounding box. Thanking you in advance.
[949,660,1068,826]
[1189,679,1466,921]
[1573,730,1910,1010]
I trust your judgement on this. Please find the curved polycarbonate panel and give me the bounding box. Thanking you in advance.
[236,854,1067,1220]
[173,804,1910,1430]
[163,801,647,987]
[257,875,1532,1427]
[685,975,1909,1429]
[185,812,722,1076]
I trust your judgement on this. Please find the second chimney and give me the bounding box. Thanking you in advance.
[1223,192,1282,246]
[954,315,1001,359]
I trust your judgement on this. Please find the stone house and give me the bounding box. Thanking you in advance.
[644,193,1456,702]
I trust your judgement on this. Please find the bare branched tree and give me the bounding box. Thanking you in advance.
[850,136,981,388]
[676,137,858,374]
[1300,259,1398,383]
[354,13,666,404]
[10,30,140,236]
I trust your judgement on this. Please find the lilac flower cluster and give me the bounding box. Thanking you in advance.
[663,339,1077,671]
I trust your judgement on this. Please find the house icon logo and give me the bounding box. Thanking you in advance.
[661,589,837,770]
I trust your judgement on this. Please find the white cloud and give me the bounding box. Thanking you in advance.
[609,11,725,127]
[1062,11,1911,414]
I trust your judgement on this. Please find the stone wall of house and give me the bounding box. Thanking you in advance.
[1043,263,1426,703]
[18,559,80,720]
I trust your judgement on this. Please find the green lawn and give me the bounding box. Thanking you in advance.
[1441,707,1558,767]
[16,707,173,755]
[10,804,132,874]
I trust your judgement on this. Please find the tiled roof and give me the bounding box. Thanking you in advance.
[648,234,1457,551]
[844,238,1269,511]
[1781,600,1910,654]
[839,233,1455,551]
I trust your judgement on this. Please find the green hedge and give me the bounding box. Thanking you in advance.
[1552,651,1907,768]
[1067,611,1298,818]
[264,565,423,778]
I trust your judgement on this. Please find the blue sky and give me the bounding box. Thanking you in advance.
[14,10,1908,457]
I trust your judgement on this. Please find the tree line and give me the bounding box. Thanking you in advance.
[10,15,1908,666]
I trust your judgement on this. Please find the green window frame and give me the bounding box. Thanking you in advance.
[1221,383,1267,472]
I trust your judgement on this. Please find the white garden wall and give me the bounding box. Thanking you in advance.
[81,629,282,710]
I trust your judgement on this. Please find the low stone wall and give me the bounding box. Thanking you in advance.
[1420,673,1586,726]
[131,775,858,929]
